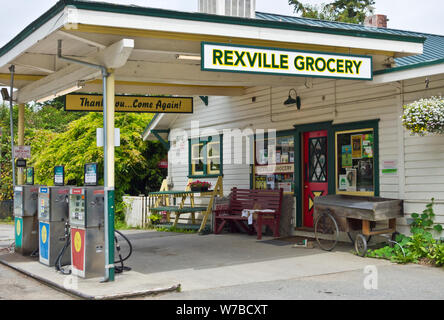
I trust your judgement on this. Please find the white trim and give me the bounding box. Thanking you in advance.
[75,9,423,55]
[143,114,165,141]
[372,63,444,84]
[57,30,106,49]
[0,11,66,68]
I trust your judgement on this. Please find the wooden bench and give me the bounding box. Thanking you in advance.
[214,188,283,240]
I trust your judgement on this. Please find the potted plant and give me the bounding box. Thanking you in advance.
[402,96,444,135]
[188,180,212,192]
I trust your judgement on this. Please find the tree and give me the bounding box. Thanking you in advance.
[28,111,166,217]
[288,0,375,24]
[0,102,167,222]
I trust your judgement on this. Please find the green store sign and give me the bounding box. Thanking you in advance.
[201,42,373,80]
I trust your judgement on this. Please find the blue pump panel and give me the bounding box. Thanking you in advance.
[39,222,50,264]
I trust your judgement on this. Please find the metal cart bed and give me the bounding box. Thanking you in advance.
[313,195,404,256]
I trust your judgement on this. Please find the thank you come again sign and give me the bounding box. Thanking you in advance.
[202,42,372,80]
[65,94,193,113]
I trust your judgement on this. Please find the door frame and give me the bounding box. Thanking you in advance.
[293,119,380,228]
[302,129,329,228]
[293,121,334,228]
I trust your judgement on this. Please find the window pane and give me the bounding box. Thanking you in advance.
[336,130,374,193]
[309,137,327,182]
[193,159,204,174]
[208,160,220,173]
[255,135,294,193]
[207,142,220,158]
[191,143,204,160]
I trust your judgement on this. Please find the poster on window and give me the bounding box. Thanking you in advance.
[266,175,275,190]
[278,182,292,193]
[259,149,268,165]
[362,133,374,158]
[351,135,362,159]
[341,145,352,168]
[345,168,357,192]
[339,174,348,191]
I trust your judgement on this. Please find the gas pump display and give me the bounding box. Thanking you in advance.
[38,186,70,266]
[14,185,39,255]
[69,187,105,278]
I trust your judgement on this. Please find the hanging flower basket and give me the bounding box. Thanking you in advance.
[402,96,444,135]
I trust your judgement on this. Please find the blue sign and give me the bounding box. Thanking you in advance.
[39,222,49,262]
[39,187,48,193]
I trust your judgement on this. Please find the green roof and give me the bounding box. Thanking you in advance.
[256,12,444,74]
[0,0,426,60]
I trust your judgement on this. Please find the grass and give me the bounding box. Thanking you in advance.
[114,219,143,231]
[0,217,14,225]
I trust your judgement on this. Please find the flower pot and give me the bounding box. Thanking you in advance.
[191,186,209,192]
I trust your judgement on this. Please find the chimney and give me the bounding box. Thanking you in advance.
[364,14,388,28]
[198,0,256,19]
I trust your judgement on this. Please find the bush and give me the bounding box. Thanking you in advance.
[367,199,444,267]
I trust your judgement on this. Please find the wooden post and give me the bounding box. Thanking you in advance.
[17,104,25,185]
[362,220,371,236]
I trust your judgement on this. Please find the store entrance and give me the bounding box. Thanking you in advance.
[302,130,328,228]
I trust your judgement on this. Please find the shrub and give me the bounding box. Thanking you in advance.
[367,199,443,267]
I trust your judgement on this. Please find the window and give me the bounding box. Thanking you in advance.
[254,134,295,193]
[335,128,375,195]
[189,135,223,177]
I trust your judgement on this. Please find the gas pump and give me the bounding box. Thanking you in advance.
[69,186,105,278]
[38,186,70,266]
[14,185,39,255]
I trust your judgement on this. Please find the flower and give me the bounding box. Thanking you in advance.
[401,96,444,136]
[188,180,212,188]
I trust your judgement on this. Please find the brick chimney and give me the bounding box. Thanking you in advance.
[364,14,388,28]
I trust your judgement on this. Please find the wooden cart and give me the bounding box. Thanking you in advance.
[313,195,404,256]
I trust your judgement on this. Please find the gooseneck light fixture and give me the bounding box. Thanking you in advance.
[284,88,301,110]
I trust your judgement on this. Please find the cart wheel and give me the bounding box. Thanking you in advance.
[354,234,368,257]
[389,232,400,248]
[347,232,372,244]
[314,211,339,251]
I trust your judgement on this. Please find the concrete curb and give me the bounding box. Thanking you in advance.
[0,257,181,300]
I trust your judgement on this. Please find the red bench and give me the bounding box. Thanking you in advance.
[214,188,283,240]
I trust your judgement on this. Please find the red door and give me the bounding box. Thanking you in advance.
[303,130,328,228]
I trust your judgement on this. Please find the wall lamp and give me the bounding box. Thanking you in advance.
[1,88,10,101]
[284,88,301,110]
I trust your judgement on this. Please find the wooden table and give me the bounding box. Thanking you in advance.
[147,176,223,232]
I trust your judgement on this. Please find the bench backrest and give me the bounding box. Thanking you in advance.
[229,188,283,215]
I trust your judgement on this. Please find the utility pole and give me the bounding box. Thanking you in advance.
[9,65,16,188]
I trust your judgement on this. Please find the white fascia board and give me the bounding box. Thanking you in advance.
[0,11,66,68]
[76,9,423,55]
[371,63,444,84]
[143,114,165,141]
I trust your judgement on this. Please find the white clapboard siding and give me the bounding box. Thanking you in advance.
[165,73,444,230]
[401,75,444,220]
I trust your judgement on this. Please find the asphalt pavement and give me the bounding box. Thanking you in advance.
[1,223,443,300]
